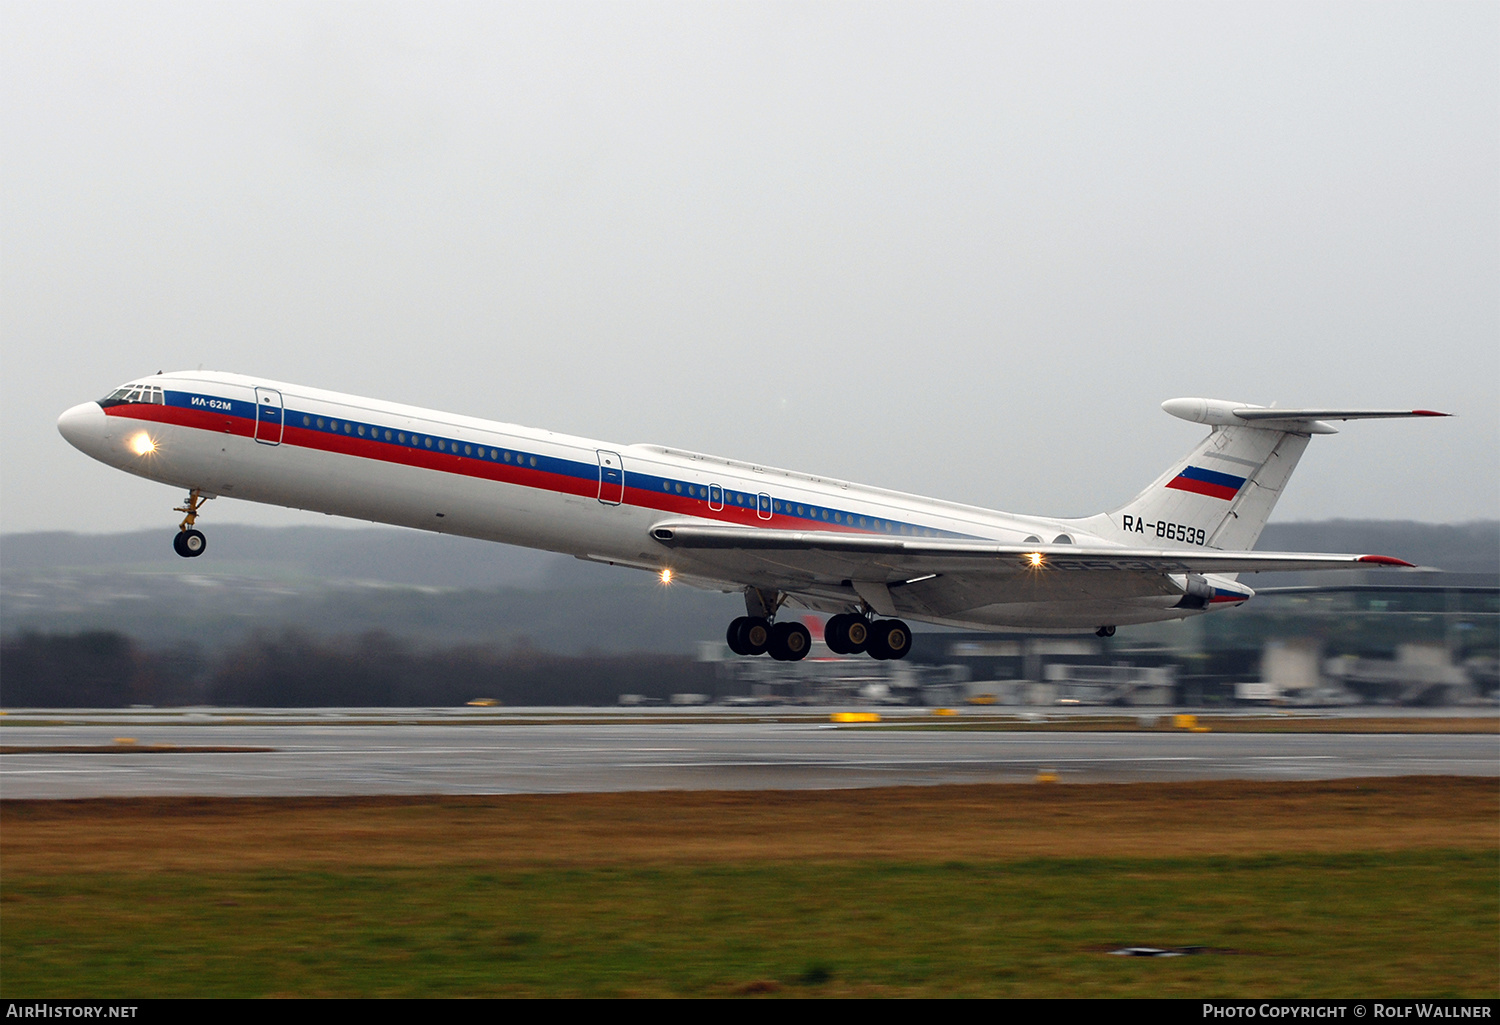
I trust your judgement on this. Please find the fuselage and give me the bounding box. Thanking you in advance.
[57,370,1252,630]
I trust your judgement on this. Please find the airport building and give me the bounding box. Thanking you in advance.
[695,572,1499,708]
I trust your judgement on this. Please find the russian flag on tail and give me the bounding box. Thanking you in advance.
[1166,466,1246,501]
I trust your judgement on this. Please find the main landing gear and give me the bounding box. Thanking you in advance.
[725,593,913,662]
[171,488,211,558]
[725,616,812,662]
[825,612,912,660]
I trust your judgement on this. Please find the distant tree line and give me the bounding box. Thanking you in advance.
[0,630,719,708]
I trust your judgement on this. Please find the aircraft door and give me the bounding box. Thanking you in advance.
[597,450,624,505]
[254,388,284,446]
[757,492,772,520]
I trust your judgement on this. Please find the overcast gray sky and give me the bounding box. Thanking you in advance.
[3,1,1496,536]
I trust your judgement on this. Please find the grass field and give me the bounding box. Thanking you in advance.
[2,778,1496,997]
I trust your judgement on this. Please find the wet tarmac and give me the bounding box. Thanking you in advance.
[2,707,1494,798]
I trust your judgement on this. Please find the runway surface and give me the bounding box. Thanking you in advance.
[2,708,1495,797]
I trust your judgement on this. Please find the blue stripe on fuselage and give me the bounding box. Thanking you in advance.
[141,387,973,540]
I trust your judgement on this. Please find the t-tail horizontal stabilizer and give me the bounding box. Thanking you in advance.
[1161,398,1452,435]
[1072,397,1450,554]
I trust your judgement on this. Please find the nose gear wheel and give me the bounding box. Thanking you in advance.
[171,489,212,559]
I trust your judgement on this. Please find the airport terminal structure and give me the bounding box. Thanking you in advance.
[694,573,1499,709]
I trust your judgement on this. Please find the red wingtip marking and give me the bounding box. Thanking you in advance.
[1358,555,1415,567]
[1410,410,1451,417]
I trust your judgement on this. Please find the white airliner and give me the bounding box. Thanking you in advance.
[57,372,1446,662]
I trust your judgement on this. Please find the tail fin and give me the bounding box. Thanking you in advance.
[1070,399,1450,552]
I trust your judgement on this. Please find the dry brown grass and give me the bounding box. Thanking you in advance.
[3,777,1494,876]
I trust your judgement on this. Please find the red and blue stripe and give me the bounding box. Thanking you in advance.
[103,389,971,540]
[1165,466,1246,502]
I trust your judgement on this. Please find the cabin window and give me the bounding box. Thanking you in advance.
[490,449,498,459]
[303,416,311,426]
[384,430,392,441]
[504,452,511,462]
[529,456,536,467]
[343,423,352,433]
[674,483,682,493]
[317,419,325,429]
[397,432,405,443]
[464,445,472,456]
[357,425,365,436]
[424,437,432,448]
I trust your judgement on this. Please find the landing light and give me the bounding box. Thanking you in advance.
[659,568,673,585]
[1026,552,1045,567]
[130,432,156,456]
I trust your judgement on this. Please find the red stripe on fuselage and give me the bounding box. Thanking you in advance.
[280,423,603,500]
[105,403,254,439]
[109,401,893,536]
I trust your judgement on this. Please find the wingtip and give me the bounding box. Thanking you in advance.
[1358,555,1416,567]
[1410,409,1452,417]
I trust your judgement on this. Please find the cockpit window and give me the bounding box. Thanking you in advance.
[99,385,136,408]
[100,384,167,408]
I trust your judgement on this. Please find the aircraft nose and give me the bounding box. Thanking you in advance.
[57,401,107,453]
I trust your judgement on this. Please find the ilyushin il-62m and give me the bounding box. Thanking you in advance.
[59,373,1445,662]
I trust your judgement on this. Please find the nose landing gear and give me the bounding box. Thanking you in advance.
[171,488,211,558]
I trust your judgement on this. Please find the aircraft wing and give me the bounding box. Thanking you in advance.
[649,522,1414,622]
[649,523,1414,576]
